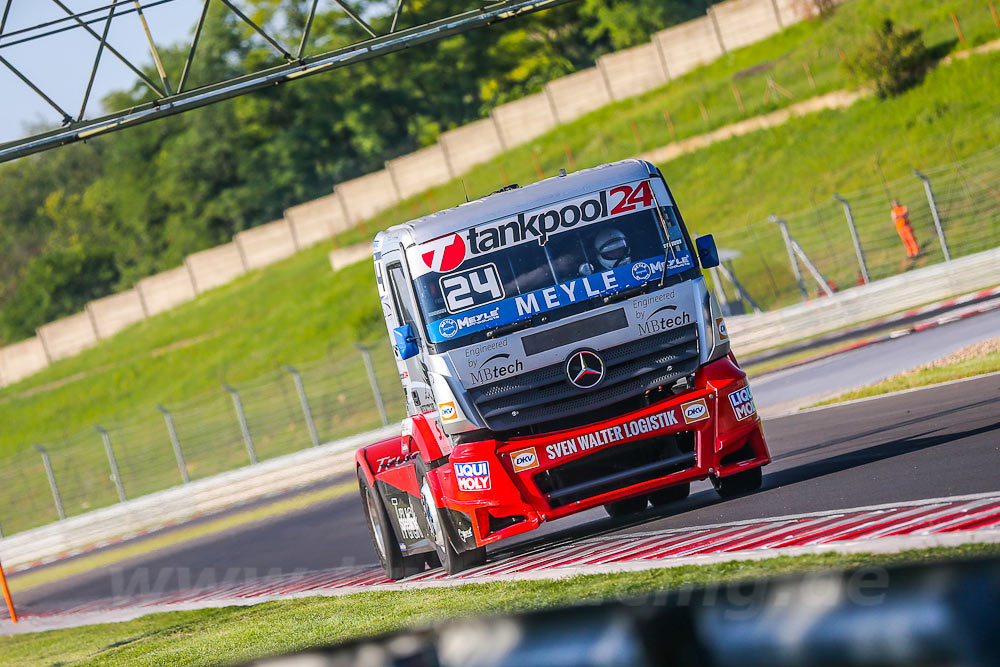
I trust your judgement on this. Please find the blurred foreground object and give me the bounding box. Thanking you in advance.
[246,557,1000,666]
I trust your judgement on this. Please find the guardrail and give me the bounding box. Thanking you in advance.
[0,425,397,571]
[0,343,405,538]
[727,244,1000,355]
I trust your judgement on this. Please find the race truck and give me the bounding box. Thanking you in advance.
[356,159,771,578]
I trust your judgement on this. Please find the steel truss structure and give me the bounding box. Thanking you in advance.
[0,0,575,164]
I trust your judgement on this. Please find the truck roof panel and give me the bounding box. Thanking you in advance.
[378,159,655,246]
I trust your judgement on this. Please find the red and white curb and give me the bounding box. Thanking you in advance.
[900,294,1000,334]
[873,285,1000,329]
[761,292,1000,375]
[4,491,999,629]
[2,522,184,576]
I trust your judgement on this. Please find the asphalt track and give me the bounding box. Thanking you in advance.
[17,367,1000,614]
[751,308,1000,413]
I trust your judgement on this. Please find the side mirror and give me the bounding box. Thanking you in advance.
[393,323,420,360]
[695,235,720,269]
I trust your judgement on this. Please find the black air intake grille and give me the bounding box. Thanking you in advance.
[469,324,699,431]
[534,431,697,507]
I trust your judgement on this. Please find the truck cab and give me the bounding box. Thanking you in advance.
[357,160,770,578]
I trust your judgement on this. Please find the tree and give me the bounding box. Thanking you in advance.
[844,19,929,99]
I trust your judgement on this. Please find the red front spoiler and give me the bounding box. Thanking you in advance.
[430,355,771,547]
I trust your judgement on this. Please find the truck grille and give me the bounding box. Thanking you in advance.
[534,431,696,507]
[468,324,699,432]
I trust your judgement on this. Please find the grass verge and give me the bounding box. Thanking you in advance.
[2,543,998,666]
[813,337,1000,405]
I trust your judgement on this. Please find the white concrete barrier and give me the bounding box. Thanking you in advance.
[386,144,453,199]
[234,219,298,270]
[598,43,669,101]
[0,337,49,387]
[491,92,558,149]
[36,312,99,362]
[728,247,1000,355]
[87,289,147,339]
[336,170,400,225]
[286,193,349,244]
[653,16,724,79]
[329,243,372,272]
[137,266,198,316]
[0,425,398,569]
[438,118,506,175]
[546,67,613,124]
[712,0,782,52]
[185,243,248,294]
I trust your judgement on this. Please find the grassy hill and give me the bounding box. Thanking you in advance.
[1,0,999,533]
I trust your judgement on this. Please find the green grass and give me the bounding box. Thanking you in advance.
[333,0,1000,250]
[814,344,1000,405]
[2,544,997,666]
[2,0,1000,535]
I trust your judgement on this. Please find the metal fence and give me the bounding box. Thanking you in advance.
[0,341,405,536]
[709,144,1000,314]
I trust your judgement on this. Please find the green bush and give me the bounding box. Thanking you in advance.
[844,19,929,98]
[0,244,118,341]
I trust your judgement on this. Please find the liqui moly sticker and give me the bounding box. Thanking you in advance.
[729,386,757,421]
[455,461,491,491]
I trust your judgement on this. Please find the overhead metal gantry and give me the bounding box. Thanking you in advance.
[0,0,576,164]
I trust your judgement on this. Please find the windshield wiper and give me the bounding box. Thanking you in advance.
[485,318,534,339]
[604,284,647,305]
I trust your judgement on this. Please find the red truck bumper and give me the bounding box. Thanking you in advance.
[435,355,770,547]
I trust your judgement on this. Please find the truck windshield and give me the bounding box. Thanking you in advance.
[410,182,695,345]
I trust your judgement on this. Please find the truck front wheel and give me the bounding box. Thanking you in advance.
[358,469,427,580]
[415,460,486,575]
[604,495,648,518]
[711,466,763,499]
[650,482,690,507]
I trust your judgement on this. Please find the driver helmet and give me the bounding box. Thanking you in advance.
[594,228,630,269]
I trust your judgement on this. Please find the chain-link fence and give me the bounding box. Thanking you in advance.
[0,341,404,536]
[710,144,1000,313]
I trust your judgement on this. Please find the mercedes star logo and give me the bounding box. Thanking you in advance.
[565,349,605,389]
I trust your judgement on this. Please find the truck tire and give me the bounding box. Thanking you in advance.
[649,482,690,507]
[604,495,648,518]
[358,469,427,580]
[414,460,486,575]
[711,466,763,499]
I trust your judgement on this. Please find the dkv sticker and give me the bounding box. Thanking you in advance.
[439,402,458,421]
[510,448,539,473]
[680,398,709,424]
